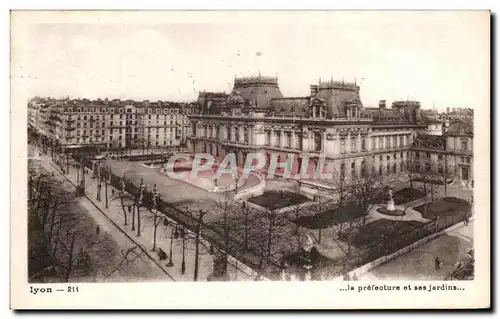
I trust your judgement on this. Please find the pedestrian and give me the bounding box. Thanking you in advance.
[111,189,115,196]
[158,248,167,261]
[96,225,100,235]
[434,257,441,271]
[463,214,469,226]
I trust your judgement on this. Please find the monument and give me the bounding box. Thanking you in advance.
[376,187,404,216]
[387,188,395,211]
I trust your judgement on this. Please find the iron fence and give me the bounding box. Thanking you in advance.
[74,154,281,279]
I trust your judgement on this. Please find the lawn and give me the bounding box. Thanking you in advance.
[292,202,366,229]
[344,219,426,248]
[371,187,425,205]
[248,191,311,210]
[413,197,471,220]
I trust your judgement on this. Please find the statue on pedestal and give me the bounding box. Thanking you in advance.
[387,188,395,211]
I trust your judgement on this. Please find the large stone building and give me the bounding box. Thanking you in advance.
[187,75,455,187]
[28,98,195,153]
[410,119,474,183]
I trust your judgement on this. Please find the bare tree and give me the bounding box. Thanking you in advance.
[103,246,147,280]
[406,158,420,196]
[438,163,455,197]
[110,174,134,227]
[146,184,163,251]
[350,161,387,226]
[288,201,309,251]
[28,164,152,283]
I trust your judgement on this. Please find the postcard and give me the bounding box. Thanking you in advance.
[10,10,490,309]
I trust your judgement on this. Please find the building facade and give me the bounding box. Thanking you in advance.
[28,98,195,153]
[410,120,473,182]
[187,75,453,185]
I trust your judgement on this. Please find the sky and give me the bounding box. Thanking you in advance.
[25,11,490,110]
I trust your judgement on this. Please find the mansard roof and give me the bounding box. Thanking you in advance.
[445,120,473,137]
[361,107,410,124]
[412,134,446,151]
[269,97,310,117]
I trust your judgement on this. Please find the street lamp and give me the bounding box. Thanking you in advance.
[151,184,161,251]
[193,209,208,282]
[136,178,145,237]
[181,225,186,275]
[166,221,175,268]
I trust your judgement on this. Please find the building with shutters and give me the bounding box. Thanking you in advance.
[188,75,473,186]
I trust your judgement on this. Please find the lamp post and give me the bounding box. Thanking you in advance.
[137,178,145,237]
[104,167,109,208]
[193,209,208,282]
[97,174,102,201]
[181,226,186,275]
[77,162,80,185]
[96,159,102,201]
[151,184,161,251]
[166,222,175,267]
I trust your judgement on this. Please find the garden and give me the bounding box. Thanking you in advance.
[339,219,426,248]
[413,196,471,220]
[292,202,366,229]
[248,191,311,210]
[370,187,426,205]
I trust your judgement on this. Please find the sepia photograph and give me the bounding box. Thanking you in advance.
[10,10,490,309]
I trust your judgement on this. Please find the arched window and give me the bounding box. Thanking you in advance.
[361,161,366,178]
[461,139,468,151]
[340,163,346,180]
[351,162,356,179]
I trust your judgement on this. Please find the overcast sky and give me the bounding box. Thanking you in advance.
[25,11,489,110]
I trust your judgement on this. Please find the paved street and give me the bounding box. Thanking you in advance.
[34,147,256,282]
[29,151,170,282]
[359,221,473,280]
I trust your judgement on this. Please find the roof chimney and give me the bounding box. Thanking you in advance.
[310,85,318,97]
[379,100,386,109]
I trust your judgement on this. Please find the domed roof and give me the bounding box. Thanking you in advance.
[229,76,283,109]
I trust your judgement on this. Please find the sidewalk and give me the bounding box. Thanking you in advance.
[41,153,255,282]
[358,221,474,280]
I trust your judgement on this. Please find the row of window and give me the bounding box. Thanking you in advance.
[67,137,176,146]
[338,160,401,180]
[69,114,183,122]
[371,135,408,150]
[199,126,252,144]
[265,131,306,150]
[61,107,185,115]
[413,162,445,174]
[71,127,177,136]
